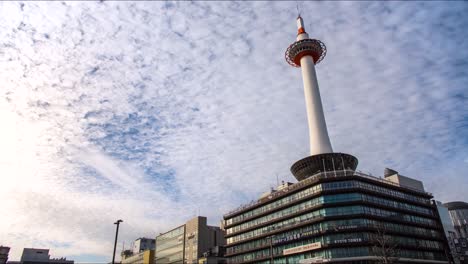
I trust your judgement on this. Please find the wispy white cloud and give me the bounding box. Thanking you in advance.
[0,1,467,262]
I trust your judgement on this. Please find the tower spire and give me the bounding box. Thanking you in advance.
[285,16,358,180]
[296,15,307,36]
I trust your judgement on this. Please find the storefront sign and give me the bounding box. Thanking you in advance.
[283,242,322,256]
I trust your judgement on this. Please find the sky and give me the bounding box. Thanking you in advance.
[0,1,467,263]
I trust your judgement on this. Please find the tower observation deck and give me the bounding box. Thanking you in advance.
[285,16,358,181]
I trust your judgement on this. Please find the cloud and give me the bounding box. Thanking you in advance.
[0,1,467,262]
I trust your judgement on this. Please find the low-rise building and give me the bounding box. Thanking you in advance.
[121,237,156,264]
[0,246,10,264]
[155,216,225,264]
[121,250,155,264]
[10,248,74,264]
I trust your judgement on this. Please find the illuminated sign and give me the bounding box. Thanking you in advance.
[283,242,322,256]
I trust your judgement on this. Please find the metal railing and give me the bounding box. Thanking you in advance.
[224,170,432,218]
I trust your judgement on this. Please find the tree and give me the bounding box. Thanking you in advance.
[371,222,400,264]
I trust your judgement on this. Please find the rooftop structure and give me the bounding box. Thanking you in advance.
[0,246,10,264]
[120,237,156,264]
[132,238,155,254]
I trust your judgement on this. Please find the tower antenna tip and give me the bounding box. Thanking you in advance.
[296,2,301,18]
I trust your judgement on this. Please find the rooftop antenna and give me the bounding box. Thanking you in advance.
[296,1,302,18]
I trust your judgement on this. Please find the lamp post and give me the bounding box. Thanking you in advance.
[112,219,123,264]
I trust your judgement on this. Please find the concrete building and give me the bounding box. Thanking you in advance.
[0,246,10,264]
[445,202,468,239]
[437,201,468,264]
[222,16,450,264]
[14,248,73,264]
[155,216,225,264]
[198,246,226,264]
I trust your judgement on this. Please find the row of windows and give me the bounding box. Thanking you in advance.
[319,180,430,205]
[361,193,432,216]
[228,244,370,263]
[227,232,444,263]
[155,234,184,253]
[226,192,433,235]
[226,205,437,244]
[226,218,441,255]
[235,248,448,264]
[226,184,323,226]
[226,180,430,226]
[227,193,360,234]
[156,225,184,241]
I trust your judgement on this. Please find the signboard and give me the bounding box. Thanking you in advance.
[299,257,330,264]
[283,242,321,256]
[332,237,362,244]
[274,233,302,244]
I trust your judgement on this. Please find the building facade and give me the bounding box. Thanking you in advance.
[13,248,73,264]
[121,237,156,264]
[223,169,449,264]
[155,216,225,264]
[0,246,10,264]
[445,202,468,239]
[438,201,468,264]
[133,238,156,254]
[121,250,155,264]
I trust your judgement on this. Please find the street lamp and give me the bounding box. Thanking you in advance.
[112,219,123,264]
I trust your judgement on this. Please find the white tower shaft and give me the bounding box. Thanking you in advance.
[299,55,333,155]
[296,17,333,155]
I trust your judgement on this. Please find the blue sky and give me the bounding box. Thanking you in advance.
[1,1,467,262]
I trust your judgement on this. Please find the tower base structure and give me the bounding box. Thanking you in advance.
[291,153,358,181]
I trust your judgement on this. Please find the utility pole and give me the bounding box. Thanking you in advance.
[112,219,123,264]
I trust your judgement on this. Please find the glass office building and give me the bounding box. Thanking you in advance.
[155,216,225,264]
[155,225,185,264]
[440,201,468,263]
[223,167,450,264]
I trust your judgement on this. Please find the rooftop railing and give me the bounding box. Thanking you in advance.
[224,170,432,218]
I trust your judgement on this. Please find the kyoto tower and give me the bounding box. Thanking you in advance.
[286,16,358,181]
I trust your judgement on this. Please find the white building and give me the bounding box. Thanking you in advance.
[18,248,73,264]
